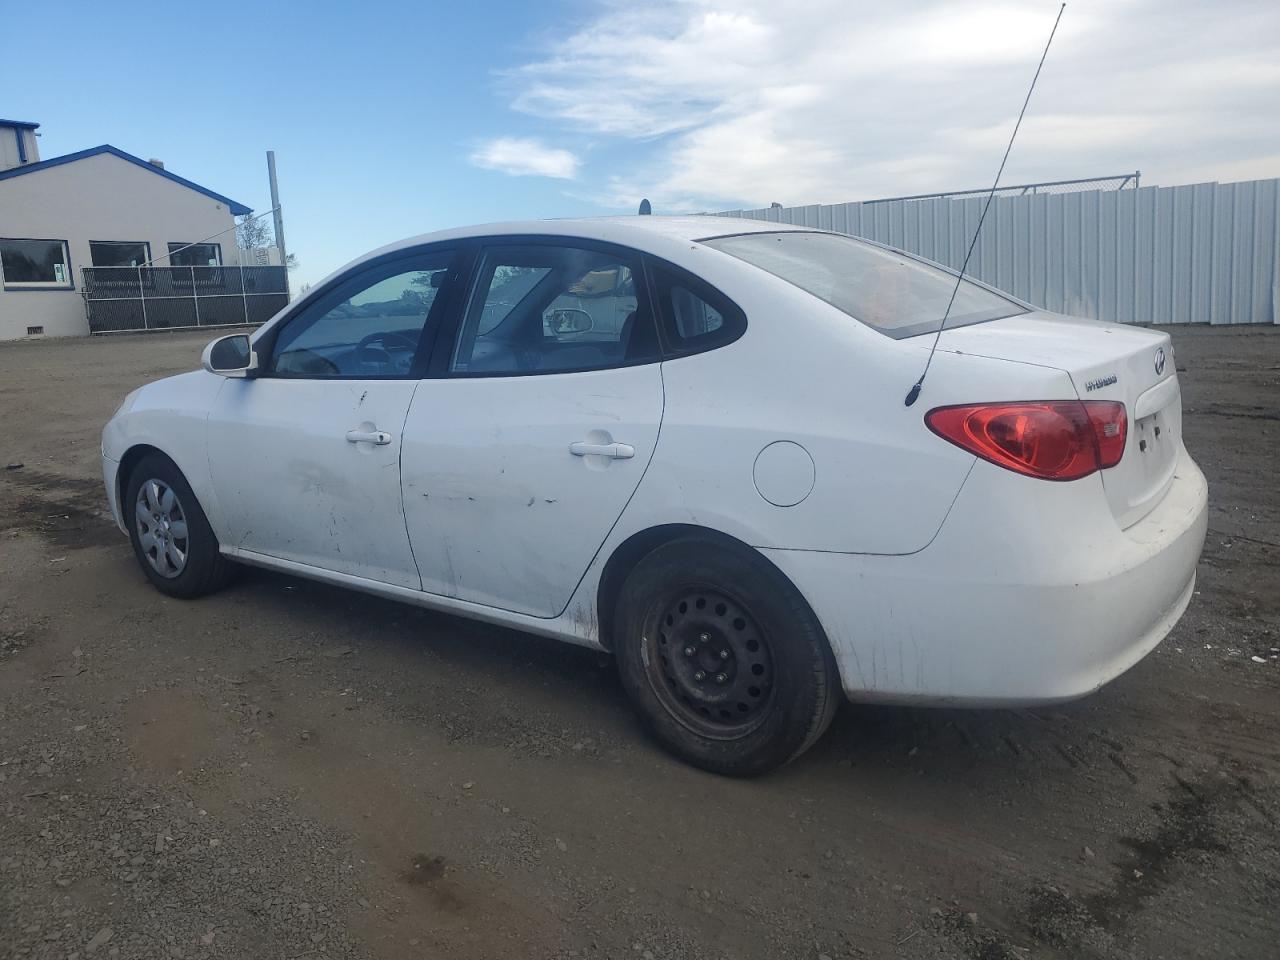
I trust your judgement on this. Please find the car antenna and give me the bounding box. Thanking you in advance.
[904,2,1066,408]
[638,198,652,215]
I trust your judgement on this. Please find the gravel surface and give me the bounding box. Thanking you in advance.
[0,325,1277,959]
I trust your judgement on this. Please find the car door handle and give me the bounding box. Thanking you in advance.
[346,429,393,445]
[569,441,635,460]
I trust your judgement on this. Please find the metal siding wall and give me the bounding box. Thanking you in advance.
[1210,184,1233,325]
[715,178,1280,325]
[1098,191,1118,323]
[1252,180,1278,324]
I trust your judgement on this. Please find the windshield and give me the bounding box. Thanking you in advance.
[703,231,1027,338]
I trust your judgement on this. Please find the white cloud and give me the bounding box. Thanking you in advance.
[501,0,1280,210]
[470,137,580,179]
[509,7,776,138]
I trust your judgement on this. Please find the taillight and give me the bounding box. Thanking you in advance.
[925,401,1127,481]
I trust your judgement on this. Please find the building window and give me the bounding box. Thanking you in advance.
[0,238,72,289]
[168,242,222,267]
[90,241,151,268]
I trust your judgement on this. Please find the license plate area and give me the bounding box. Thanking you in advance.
[1134,410,1168,454]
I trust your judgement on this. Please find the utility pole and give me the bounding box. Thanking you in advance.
[266,151,288,292]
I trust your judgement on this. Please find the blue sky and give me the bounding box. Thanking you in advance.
[4,0,1278,290]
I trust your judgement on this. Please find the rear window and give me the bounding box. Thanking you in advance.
[702,231,1027,339]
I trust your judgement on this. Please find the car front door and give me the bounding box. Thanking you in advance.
[207,248,462,588]
[401,240,664,617]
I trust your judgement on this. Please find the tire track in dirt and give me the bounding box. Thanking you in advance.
[0,469,119,549]
[934,759,1279,959]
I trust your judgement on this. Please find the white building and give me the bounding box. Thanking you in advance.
[0,119,252,339]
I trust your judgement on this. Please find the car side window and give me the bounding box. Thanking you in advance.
[671,284,724,337]
[451,245,658,375]
[649,263,746,356]
[269,251,455,378]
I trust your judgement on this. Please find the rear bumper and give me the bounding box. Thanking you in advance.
[762,444,1208,706]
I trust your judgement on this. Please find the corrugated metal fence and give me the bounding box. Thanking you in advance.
[717,178,1280,325]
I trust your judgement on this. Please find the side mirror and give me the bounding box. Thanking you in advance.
[202,334,259,378]
[546,308,594,336]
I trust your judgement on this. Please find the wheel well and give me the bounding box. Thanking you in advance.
[116,443,167,508]
[596,524,768,651]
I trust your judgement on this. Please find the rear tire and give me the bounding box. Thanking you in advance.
[124,453,236,599]
[613,537,841,776]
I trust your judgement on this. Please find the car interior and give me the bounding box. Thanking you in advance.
[269,267,447,378]
[268,247,669,379]
[454,249,659,374]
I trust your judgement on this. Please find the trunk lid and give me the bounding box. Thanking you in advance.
[935,311,1181,528]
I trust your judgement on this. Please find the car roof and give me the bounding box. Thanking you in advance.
[366,216,809,260]
[263,217,815,338]
[559,215,808,242]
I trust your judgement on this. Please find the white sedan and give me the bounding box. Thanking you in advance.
[102,217,1208,775]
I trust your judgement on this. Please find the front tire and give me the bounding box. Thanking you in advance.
[125,453,236,599]
[613,537,841,776]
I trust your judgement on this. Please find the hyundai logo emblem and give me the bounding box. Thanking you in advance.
[1154,347,1166,376]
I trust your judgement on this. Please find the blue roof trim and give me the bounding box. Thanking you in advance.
[0,119,40,129]
[0,144,252,216]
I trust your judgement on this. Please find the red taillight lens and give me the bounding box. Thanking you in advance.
[925,401,1127,481]
[1085,401,1127,469]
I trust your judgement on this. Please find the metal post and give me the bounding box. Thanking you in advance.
[80,267,90,331]
[191,266,200,326]
[137,265,149,330]
[267,151,288,296]
[239,265,250,325]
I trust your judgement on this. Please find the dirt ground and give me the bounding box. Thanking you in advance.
[0,325,1277,960]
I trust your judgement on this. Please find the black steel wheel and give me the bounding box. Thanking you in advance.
[645,588,775,739]
[614,536,841,776]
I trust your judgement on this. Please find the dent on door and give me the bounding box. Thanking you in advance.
[208,379,422,588]
[400,366,663,618]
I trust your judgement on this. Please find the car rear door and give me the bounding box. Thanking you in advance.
[400,239,664,618]
[207,247,463,588]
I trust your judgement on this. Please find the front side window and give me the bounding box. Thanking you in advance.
[0,238,71,288]
[703,231,1027,339]
[451,245,657,375]
[90,241,150,268]
[269,252,454,378]
[168,242,222,267]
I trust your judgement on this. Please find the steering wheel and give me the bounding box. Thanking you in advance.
[355,331,419,372]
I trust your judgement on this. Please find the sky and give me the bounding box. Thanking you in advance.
[3,0,1278,290]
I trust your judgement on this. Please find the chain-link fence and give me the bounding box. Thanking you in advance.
[81,265,290,333]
